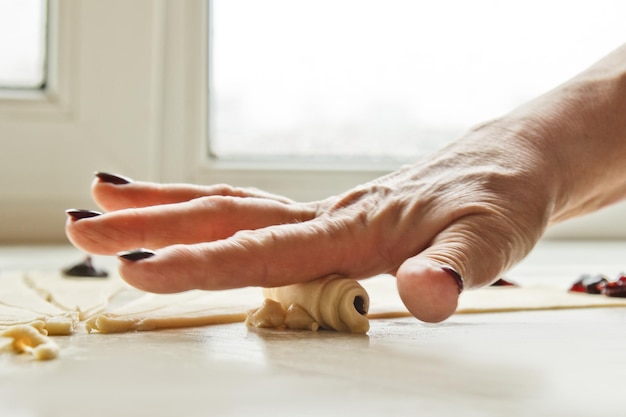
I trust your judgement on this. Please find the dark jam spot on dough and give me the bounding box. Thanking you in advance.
[583,274,609,294]
[569,274,608,294]
[602,280,626,298]
[62,256,108,278]
[353,296,367,315]
[490,278,517,287]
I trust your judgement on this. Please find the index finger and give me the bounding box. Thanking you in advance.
[116,218,383,293]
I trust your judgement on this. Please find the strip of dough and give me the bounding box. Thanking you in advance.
[0,305,52,328]
[0,272,76,335]
[23,271,126,320]
[85,287,262,333]
[260,276,370,333]
[0,272,70,316]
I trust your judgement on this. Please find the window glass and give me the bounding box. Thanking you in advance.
[211,1,624,161]
[0,0,47,89]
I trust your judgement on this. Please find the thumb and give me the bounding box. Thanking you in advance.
[396,258,463,323]
[396,214,536,323]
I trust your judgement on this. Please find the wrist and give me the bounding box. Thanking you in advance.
[507,71,626,224]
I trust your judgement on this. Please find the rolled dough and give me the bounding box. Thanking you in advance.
[250,276,370,333]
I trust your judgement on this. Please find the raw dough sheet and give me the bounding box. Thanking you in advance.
[2,271,626,341]
[0,270,126,334]
[361,277,626,318]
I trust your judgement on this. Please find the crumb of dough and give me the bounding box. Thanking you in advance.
[246,300,322,332]
[284,304,319,331]
[42,316,76,336]
[1,324,60,360]
[246,299,287,329]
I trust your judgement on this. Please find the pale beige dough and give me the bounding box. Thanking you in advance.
[250,276,370,333]
[0,271,76,335]
[1,323,60,360]
[4,269,626,348]
[85,287,262,333]
[246,301,320,331]
[0,269,125,340]
[23,271,125,320]
[284,304,320,331]
[0,305,52,329]
[90,275,626,336]
[246,299,288,329]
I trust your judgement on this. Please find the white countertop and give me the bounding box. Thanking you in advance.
[1,241,625,417]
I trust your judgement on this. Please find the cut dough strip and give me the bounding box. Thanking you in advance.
[0,272,72,316]
[0,305,54,329]
[0,305,75,336]
[23,271,126,321]
[0,272,76,335]
[86,309,248,333]
[85,287,262,333]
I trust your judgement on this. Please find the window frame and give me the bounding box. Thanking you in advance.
[0,0,624,242]
[0,0,166,242]
[0,0,71,119]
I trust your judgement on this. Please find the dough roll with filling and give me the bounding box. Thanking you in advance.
[263,276,370,333]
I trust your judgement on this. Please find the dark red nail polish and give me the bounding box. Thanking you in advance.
[118,248,156,262]
[441,265,464,294]
[66,209,102,221]
[95,171,132,185]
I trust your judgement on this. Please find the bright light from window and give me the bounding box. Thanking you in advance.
[211,0,625,161]
[0,0,47,89]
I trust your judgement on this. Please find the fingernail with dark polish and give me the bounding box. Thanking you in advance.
[66,209,103,221]
[118,248,156,262]
[441,265,464,294]
[95,171,133,185]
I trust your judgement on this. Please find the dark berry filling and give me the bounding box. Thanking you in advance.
[491,278,517,287]
[569,272,626,298]
[62,256,108,278]
[602,280,626,298]
[569,274,608,294]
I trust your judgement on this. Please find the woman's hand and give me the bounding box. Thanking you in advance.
[65,118,557,323]
[65,43,626,323]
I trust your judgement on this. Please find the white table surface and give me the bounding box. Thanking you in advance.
[0,241,625,417]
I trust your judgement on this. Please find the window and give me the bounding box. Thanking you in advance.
[211,0,626,162]
[0,0,47,89]
[0,1,624,242]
